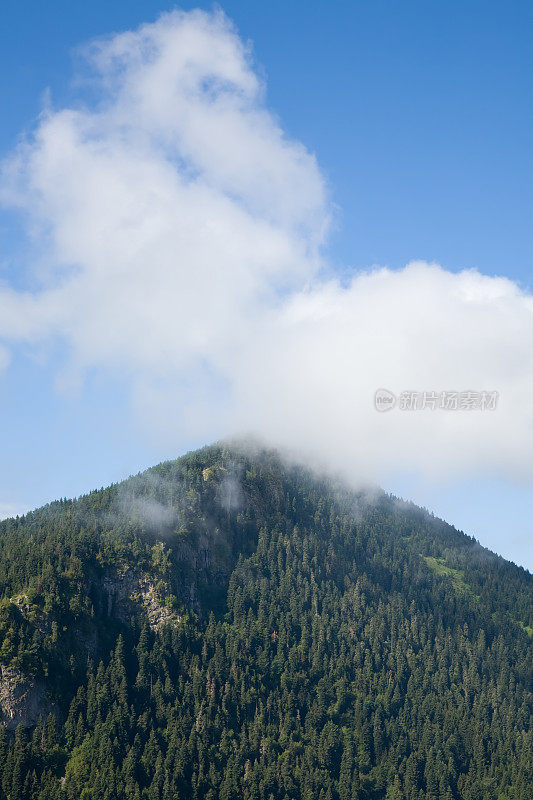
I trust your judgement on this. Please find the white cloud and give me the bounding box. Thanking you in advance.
[2,9,533,490]
[235,262,533,483]
[0,9,328,375]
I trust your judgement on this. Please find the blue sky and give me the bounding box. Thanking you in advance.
[1,1,532,569]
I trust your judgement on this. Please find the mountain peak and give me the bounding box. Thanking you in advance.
[0,442,530,798]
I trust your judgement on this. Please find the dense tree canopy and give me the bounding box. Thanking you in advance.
[0,443,530,799]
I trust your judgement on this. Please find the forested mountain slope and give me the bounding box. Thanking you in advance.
[0,442,530,799]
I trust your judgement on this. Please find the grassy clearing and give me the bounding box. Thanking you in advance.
[422,555,474,596]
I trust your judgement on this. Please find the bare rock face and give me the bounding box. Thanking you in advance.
[0,665,53,730]
[137,581,179,629]
[102,568,182,629]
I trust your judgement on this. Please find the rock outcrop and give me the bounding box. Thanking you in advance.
[102,568,181,629]
[0,665,53,730]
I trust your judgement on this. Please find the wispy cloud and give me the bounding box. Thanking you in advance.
[1,9,533,489]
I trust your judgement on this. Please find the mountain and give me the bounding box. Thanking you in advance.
[0,441,530,800]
